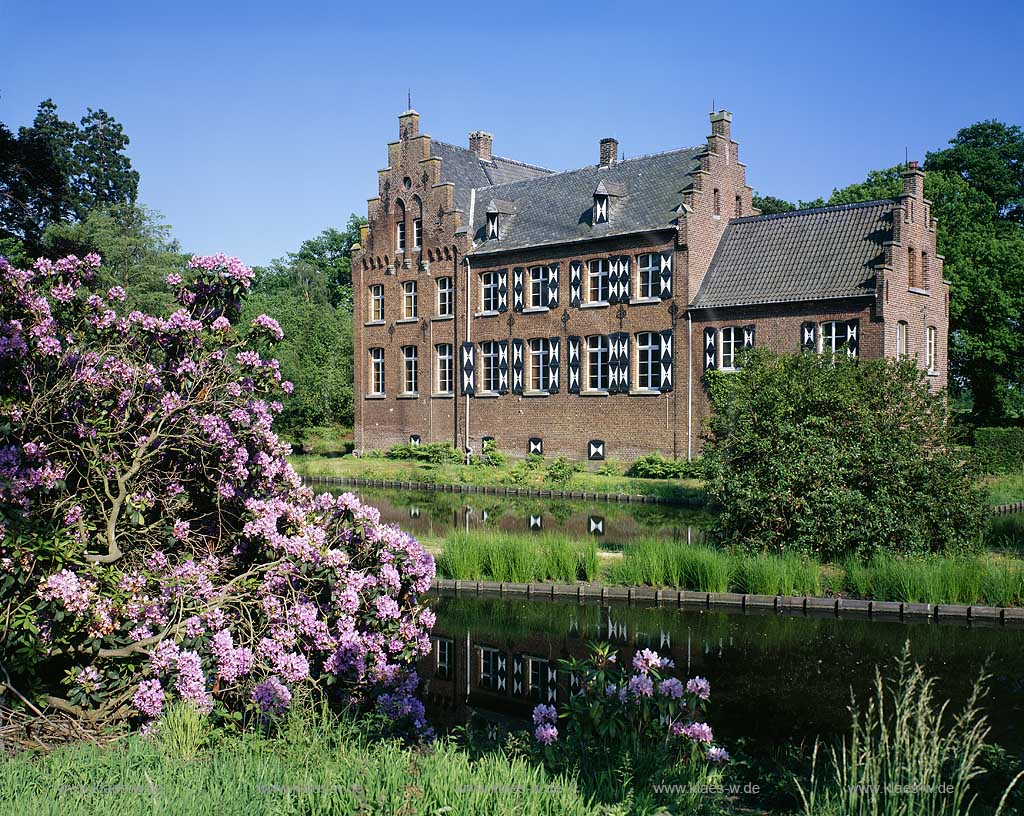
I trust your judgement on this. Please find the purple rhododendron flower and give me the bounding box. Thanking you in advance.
[707,746,730,763]
[687,676,711,700]
[534,723,558,745]
[632,648,661,674]
[133,679,164,718]
[252,676,292,715]
[658,677,684,699]
[532,703,557,725]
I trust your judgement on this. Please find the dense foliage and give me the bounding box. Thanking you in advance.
[0,253,434,734]
[973,426,1024,475]
[702,350,988,559]
[628,452,703,480]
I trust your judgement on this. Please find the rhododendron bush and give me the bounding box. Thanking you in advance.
[0,253,435,735]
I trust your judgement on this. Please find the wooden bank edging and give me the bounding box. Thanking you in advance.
[301,475,705,508]
[430,578,1024,628]
[992,500,1024,516]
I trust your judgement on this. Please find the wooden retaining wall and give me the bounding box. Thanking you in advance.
[430,578,1024,628]
[992,501,1024,516]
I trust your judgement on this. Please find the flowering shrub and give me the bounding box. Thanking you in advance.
[530,644,727,810]
[0,253,435,736]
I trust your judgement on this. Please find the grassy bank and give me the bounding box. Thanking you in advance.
[1,708,593,816]
[987,473,1024,506]
[437,531,599,583]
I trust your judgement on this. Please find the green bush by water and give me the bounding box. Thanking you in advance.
[437,531,599,583]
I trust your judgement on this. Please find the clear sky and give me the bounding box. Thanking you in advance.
[3,0,1022,266]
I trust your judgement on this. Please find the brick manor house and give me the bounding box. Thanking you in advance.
[352,109,948,462]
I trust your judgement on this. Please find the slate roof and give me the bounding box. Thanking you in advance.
[467,147,704,256]
[429,140,553,217]
[691,200,893,309]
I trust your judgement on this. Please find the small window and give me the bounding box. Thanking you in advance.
[735,194,742,218]
[481,340,500,393]
[436,344,453,393]
[897,321,908,358]
[587,259,609,303]
[369,348,385,395]
[636,332,661,390]
[593,194,609,224]
[720,327,740,370]
[713,188,721,217]
[486,213,499,240]
[587,335,610,391]
[403,280,418,319]
[436,638,453,681]
[528,266,548,309]
[480,647,501,690]
[401,346,418,394]
[481,272,500,313]
[413,218,422,249]
[926,326,937,373]
[437,277,453,316]
[369,284,384,322]
[396,220,406,252]
[529,338,551,391]
[637,254,658,299]
[921,251,929,290]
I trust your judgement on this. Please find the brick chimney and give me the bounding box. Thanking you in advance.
[710,110,732,139]
[600,137,618,167]
[398,109,419,141]
[903,160,924,199]
[469,131,493,162]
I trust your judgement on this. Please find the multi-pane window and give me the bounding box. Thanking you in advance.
[436,344,453,393]
[436,638,453,681]
[820,321,843,354]
[720,327,740,370]
[528,657,549,702]
[396,220,406,252]
[437,277,453,316]
[637,254,658,299]
[369,348,385,395]
[636,332,660,390]
[529,266,548,308]
[413,218,422,249]
[369,284,384,322]
[401,346,418,394]
[481,341,500,393]
[926,326,937,372]
[403,280,418,319]
[529,338,551,391]
[481,272,499,313]
[587,259,609,303]
[587,335,610,391]
[480,647,500,690]
[897,321,908,357]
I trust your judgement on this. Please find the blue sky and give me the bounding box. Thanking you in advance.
[2,0,1022,266]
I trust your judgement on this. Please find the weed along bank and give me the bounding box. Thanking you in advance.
[352,109,948,461]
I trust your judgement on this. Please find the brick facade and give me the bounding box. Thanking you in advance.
[352,111,949,462]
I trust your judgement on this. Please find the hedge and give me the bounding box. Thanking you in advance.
[974,427,1024,474]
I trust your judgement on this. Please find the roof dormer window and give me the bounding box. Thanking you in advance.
[592,180,623,227]
[487,212,499,240]
[594,194,609,224]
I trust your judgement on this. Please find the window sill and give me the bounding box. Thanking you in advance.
[431,392,454,399]
[475,310,499,318]
[926,369,940,377]
[365,394,386,400]
[364,320,385,327]
[397,392,419,400]
[580,301,609,309]
[720,366,738,373]
[580,389,609,397]
[908,287,930,296]
[629,388,662,396]
[630,297,661,306]
[522,307,549,314]
[474,391,499,399]
[432,314,454,322]
[522,390,550,397]
[396,317,419,324]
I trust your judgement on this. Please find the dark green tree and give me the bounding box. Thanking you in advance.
[288,214,367,306]
[751,194,796,215]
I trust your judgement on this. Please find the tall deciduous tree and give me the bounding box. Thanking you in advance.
[288,214,366,307]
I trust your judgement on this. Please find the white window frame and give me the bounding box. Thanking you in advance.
[401,346,418,395]
[481,272,499,313]
[720,326,740,371]
[436,344,453,394]
[897,321,908,358]
[402,280,418,319]
[926,326,937,373]
[369,284,384,322]
[587,335,610,391]
[396,220,406,253]
[437,276,453,316]
[528,266,547,309]
[587,259,609,304]
[820,321,842,354]
[637,254,658,299]
[413,218,422,250]
[481,340,500,393]
[529,338,550,392]
[636,332,660,390]
[369,348,385,395]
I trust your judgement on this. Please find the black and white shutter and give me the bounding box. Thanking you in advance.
[659,252,673,299]
[618,257,631,303]
[845,319,859,357]
[609,332,629,393]
[546,264,559,308]
[498,339,510,393]
[588,440,605,460]
[548,337,560,393]
[743,324,756,349]
[567,335,582,394]
[497,269,508,313]
[659,329,673,392]
[703,327,717,371]
[607,258,620,304]
[511,339,525,394]
[512,268,525,312]
[569,261,583,307]
[800,321,816,352]
[460,342,476,395]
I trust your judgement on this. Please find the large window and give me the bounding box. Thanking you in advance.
[636,332,660,390]
[820,321,843,354]
[402,280,418,319]
[720,326,740,370]
[436,344,453,393]
[401,346,418,394]
[587,259,609,303]
[437,277,453,316]
[637,254,658,299]
[926,326,937,373]
[369,348,385,395]
[481,271,499,313]
[396,220,406,253]
[413,218,422,250]
[587,335,610,391]
[369,284,384,322]
[528,266,547,308]
[529,338,551,391]
[897,321,908,357]
[481,341,500,393]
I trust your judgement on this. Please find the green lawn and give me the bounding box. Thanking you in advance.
[986,473,1024,506]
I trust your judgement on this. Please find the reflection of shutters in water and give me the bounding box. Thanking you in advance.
[547,664,559,703]
[496,653,507,692]
[659,630,671,650]
[512,656,524,695]
[409,507,420,518]
[480,647,501,690]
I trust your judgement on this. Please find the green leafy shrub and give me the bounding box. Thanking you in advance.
[476,437,508,468]
[628,452,703,479]
[974,426,1024,474]
[546,456,582,486]
[703,350,988,559]
[596,459,622,476]
[385,441,463,465]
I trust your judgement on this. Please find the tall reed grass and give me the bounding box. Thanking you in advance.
[842,554,1024,607]
[436,531,599,582]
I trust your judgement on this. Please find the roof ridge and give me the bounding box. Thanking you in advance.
[430,139,553,174]
[736,198,895,224]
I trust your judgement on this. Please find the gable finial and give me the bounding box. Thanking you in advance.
[408,89,412,111]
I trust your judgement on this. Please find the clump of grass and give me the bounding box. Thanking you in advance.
[437,531,598,582]
[609,539,734,592]
[842,554,1024,606]
[986,513,1024,553]
[733,552,822,596]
